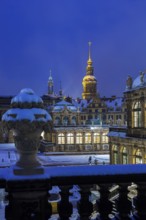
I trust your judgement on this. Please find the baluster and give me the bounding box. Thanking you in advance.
[134,182,146,219]
[78,184,93,220]
[57,185,72,220]
[97,184,113,220]
[116,183,132,220]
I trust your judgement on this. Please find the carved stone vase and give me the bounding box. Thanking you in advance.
[2,88,52,174]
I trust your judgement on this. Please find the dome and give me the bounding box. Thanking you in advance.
[132,73,146,89]
[82,75,97,82]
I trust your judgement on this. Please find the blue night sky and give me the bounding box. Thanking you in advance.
[0,0,146,98]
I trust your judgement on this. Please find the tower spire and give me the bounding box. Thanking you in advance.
[49,69,52,77]
[86,41,93,75]
[88,41,92,61]
[59,80,63,97]
[48,69,54,95]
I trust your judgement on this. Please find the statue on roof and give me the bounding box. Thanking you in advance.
[126,75,133,90]
[140,71,145,84]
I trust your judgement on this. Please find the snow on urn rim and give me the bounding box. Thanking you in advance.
[2,88,52,123]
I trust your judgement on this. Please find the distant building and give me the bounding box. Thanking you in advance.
[0,43,126,155]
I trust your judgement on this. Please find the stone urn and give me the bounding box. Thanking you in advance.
[2,88,52,174]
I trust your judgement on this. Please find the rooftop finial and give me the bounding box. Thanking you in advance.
[50,69,52,77]
[88,41,92,61]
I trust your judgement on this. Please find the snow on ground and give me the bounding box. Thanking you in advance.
[0,143,109,167]
[39,154,109,166]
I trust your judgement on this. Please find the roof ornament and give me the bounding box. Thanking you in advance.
[140,71,145,84]
[87,41,93,68]
[126,75,133,90]
[88,41,92,61]
[49,69,52,79]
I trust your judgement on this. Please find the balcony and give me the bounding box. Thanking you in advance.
[0,164,146,220]
[0,89,145,220]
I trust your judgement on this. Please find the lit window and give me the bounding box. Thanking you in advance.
[135,149,142,164]
[76,133,83,144]
[122,147,128,164]
[67,133,74,144]
[93,133,100,143]
[58,133,65,144]
[101,132,108,143]
[85,133,91,143]
[112,145,118,164]
[132,102,141,127]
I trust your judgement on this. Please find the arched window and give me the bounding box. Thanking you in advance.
[71,116,76,125]
[76,133,83,144]
[112,145,118,164]
[132,102,141,127]
[122,147,128,164]
[63,116,69,125]
[85,132,91,144]
[67,133,74,144]
[93,132,100,143]
[58,133,65,144]
[54,117,61,125]
[101,132,108,143]
[135,149,142,164]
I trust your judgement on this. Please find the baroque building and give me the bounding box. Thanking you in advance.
[109,72,146,164]
[0,43,126,156]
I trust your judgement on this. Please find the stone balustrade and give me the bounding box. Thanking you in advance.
[0,164,146,220]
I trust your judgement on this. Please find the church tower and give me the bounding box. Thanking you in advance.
[48,70,54,95]
[82,42,98,100]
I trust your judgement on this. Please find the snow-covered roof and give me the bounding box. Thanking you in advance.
[72,99,91,111]
[132,74,146,89]
[125,73,146,92]
[105,98,123,111]
[53,100,77,112]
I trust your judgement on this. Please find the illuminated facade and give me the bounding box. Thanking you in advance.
[41,99,109,153]
[0,43,126,156]
[109,72,146,164]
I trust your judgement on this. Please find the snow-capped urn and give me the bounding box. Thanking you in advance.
[2,88,52,171]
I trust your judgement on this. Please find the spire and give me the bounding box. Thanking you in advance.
[86,41,93,75]
[48,69,54,95]
[49,69,52,81]
[88,41,92,60]
[87,41,92,65]
[59,81,63,97]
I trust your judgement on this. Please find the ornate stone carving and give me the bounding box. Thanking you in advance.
[126,75,133,90]
[2,88,52,172]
